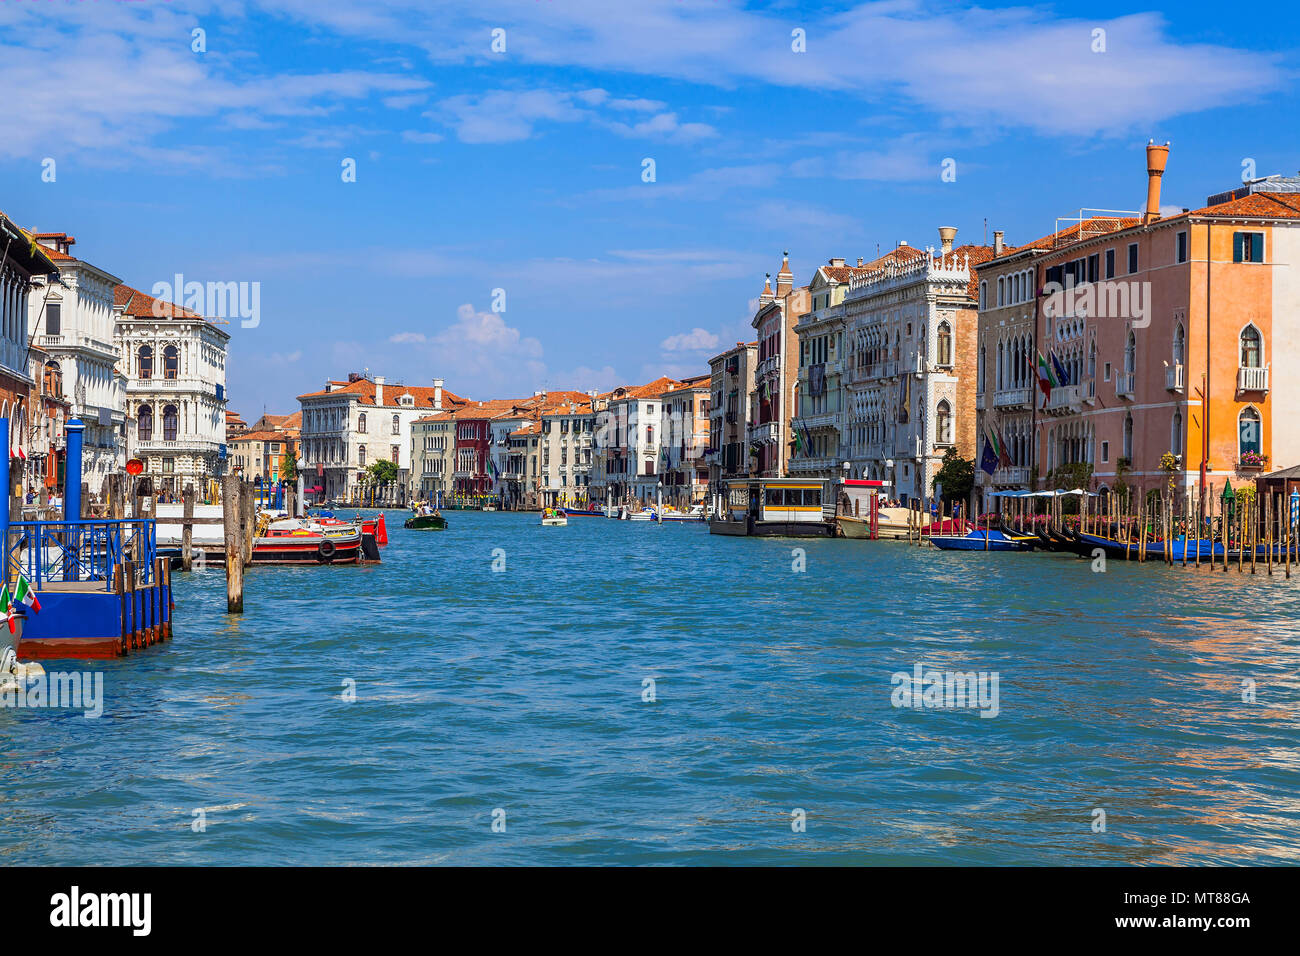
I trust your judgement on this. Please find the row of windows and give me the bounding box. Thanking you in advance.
[356,412,401,436]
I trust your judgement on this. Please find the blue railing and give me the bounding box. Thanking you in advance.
[6,519,158,590]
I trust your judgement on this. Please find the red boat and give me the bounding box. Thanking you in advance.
[251,519,362,565]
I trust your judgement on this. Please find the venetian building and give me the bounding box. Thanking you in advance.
[749,254,810,478]
[842,230,991,503]
[114,284,230,495]
[27,233,126,485]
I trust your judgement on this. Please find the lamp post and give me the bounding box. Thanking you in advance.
[296,457,306,517]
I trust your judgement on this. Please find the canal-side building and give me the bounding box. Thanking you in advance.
[298,374,464,504]
[1031,143,1300,500]
[750,253,810,478]
[657,375,711,507]
[410,409,457,503]
[227,428,297,488]
[589,377,680,504]
[1,214,60,491]
[540,396,596,508]
[706,341,757,489]
[114,282,231,495]
[842,231,992,503]
[27,233,126,486]
[789,257,864,480]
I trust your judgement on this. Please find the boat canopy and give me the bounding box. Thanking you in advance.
[987,488,1099,498]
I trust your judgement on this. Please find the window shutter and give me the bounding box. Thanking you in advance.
[1233,232,1244,263]
[1252,233,1265,263]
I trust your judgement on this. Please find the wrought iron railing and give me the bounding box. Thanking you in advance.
[6,519,157,589]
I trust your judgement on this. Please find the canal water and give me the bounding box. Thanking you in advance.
[3,510,1299,865]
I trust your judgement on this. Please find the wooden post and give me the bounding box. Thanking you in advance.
[240,480,255,566]
[125,559,138,650]
[223,474,244,614]
[181,483,194,572]
[114,563,127,655]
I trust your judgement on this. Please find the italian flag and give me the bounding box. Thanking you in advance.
[1036,351,1057,398]
[0,584,13,634]
[16,575,40,613]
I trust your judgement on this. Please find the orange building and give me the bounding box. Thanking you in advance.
[1033,143,1300,502]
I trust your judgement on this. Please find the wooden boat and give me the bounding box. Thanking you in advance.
[657,505,706,522]
[541,509,568,527]
[561,506,604,518]
[1076,530,1224,561]
[929,528,1036,551]
[404,512,447,530]
[251,518,362,565]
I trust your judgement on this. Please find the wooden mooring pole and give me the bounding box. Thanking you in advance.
[223,474,245,613]
[181,483,194,572]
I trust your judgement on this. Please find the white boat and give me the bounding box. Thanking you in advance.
[657,504,706,522]
[625,509,655,521]
[540,511,568,526]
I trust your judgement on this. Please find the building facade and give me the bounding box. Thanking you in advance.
[749,255,809,479]
[657,376,710,506]
[706,341,757,489]
[411,410,456,503]
[842,233,989,503]
[789,258,863,479]
[540,398,596,508]
[28,233,126,486]
[115,283,230,495]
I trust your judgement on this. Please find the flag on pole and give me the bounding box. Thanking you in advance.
[794,426,806,455]
[1036,351,1056,399]
[15,574,41,614]
[1050,349,1070,387]
[0,583,15,634]
[979,434,999,476]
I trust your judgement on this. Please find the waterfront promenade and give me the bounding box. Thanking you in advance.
[3,511,1297,865]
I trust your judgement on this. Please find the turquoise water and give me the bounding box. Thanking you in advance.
[3,509,1299,865]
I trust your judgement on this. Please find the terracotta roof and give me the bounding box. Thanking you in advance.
[297,376,469,408]
[0,213,60,274]
[114,283,204,321]
[1188,190,1300,220]
[230,430,296,444]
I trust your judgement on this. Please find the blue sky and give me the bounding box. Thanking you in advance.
[2,0,1296,417]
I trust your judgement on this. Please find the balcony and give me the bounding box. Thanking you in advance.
[135,438,223,455]
[1165,364,1185,392]
[992,466,1030,486]
[748,421,780,445]
[798,412,842,430]
[1045,384,1081,415]
[38,331,119,358]
[789,456,838,474]
[993,387,1033,409]
[1115,372,1135,399]
[1238,365,1269,392]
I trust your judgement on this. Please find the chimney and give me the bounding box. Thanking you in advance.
[938,226,957,256]
[776,251,793,296]
[857,257,864,267]
[993,230,1005,255]
[433,377,443,410]
[829,257,846,267]
[375,375,385,406]
[898,240,908,247]
[759,273,774,305]
[1144,139,1170,224]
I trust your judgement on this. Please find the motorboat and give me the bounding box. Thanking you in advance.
[405,511,448,530]
[251,517,362,564]
[928,528,1036,552]
[541,508,568,527]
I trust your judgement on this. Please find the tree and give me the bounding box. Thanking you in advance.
[932,448,973,507]
[367,459,399,485]
[280,452,298,483]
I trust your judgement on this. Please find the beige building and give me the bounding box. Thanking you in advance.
[707,341,757,488]
[410,409,457,503]
[657,375,711,506]
[790,257,864,479]
[540,397,596,508]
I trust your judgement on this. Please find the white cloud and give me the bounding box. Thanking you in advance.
[389,332,428,344]
[401,130,444,144]
[660,328,721,352]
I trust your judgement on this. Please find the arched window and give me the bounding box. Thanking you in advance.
[359,444,367,467]
[1122,412,1133,461]
[977,345,986,394]
[936,321,952,367]
[162,404,178,442]
[138,345,153,379]
[997,277,1005,307]
[392,414,400,436]
[1240,325,1262,368]
[163,345,179,379]
[1173,323,1186,366]
[1171,410,1183,457]
[137,405,153,441]
[1239,406,1262,456]
[358,412,368,434]
[979,280,987,311]
[1125,331,1136,374]
[936,400,952,445]
[646,425,654,446]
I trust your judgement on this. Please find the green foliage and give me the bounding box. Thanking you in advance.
[280,453,297,483]
[366,459,399,484]
[932,448,973,506]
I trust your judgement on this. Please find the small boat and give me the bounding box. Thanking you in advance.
[561,506,604,517]
[1076,530,1225,561]
[625,509,655,521]
[838,507,934,540]
[928,528,1036,551]
[657,505,707,522]
[252,518,362,564]
[541,508,568,527]
[405,512,448,530]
